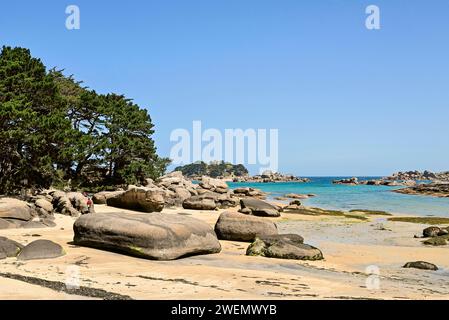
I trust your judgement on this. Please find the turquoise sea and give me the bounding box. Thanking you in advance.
[228,177,449,217]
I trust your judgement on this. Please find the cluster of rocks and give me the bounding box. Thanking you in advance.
[275,193,316,201]
[92,172,233,212]
[418,226,449,246]
[247,234,323,261]
[385,170,449,182]
[183,176,239,210]
[282,200,303,212]
[0,237,65,261]
[333,177,417,187]
[93,172,270,212]
[332,177,359,185]
[71,195,323,261]
[333,170,449,188]
[232,187,267,199]
[360,179,417,187]
[0,191,93,230]
[233,170,310,183]
[394,183,449,198]
[214,211,323,261]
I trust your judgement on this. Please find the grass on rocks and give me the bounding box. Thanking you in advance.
[388,217,449,225]
[284,207,368,221]
[422,234,449,246]
[349,209,392,216]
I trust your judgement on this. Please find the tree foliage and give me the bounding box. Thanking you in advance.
[0,46,170,194]
[175,161,248,178]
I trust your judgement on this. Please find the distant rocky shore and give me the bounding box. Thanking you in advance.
[393,183,449,198]
[331,170,449,198]
[232,171,310,183]
[332,177,418,187]
[385,170,449,182]
[332,170,449,187]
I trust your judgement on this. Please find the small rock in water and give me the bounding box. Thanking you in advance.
[403,261,438,271]
[289,200,302,206]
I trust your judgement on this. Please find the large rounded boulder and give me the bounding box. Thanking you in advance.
[73,212,221,260]
[17,240,65,261]
[182,195,217,210]
[0,198,33,221]
[214,211,278,242]
[106,187,164,213]
[0,237,24,257]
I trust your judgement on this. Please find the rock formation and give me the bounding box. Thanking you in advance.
[246,234,323,261]
[214,211,278,242]
[239,198,281,217]
[73,212,221,260]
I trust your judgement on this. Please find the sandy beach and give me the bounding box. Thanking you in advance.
[1,204,448,300]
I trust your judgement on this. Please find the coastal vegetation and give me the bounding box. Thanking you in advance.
[283,207,368,221]
[174,161,248,178]
[349,209,392,216]
[388,217,449,224]
[0,46,170,194]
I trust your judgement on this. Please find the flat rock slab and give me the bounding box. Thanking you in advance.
[0,198,33,221]
[247,234,323,261]
[17,240,65,261]
[240,198,280,217]
[214,211,278,242]
[403,261,438,271]
[73,212,221,260]
[0,237,23,257]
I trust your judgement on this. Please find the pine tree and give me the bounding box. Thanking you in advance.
[0,46,170,194]
[0,46,72,193]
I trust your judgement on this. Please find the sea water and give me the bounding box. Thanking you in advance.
[228,177,449,217]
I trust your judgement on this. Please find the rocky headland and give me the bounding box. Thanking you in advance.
[332,177,418,187]
[393,183,449,198]
[385,170,449,182]
[232,170,310,183]
[333,170,449,187]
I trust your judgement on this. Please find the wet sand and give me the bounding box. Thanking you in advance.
[0,205,448,300]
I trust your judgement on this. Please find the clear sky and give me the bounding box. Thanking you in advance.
[1,1,448,176]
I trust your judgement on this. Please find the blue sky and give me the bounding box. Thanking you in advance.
[1,1,448,176]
